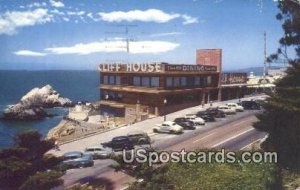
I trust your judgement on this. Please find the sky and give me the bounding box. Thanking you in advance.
[0,0,284,70]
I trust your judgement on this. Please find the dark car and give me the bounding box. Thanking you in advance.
[127,131,151,145]
[60,151,94,169]
[102,136,134,152]
[173,118,196,130]
[240,101,261,110]
[206,108,226,118]
[196,111,216,122]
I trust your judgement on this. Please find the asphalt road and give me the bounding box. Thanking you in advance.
[60,108,267,190]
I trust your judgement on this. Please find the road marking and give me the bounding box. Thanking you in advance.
[231,118,255,127]
[193,133,216,143]
[211,128,255,148]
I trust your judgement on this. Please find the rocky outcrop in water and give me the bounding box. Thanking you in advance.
[20,84,72,108]
[1,85,73,121]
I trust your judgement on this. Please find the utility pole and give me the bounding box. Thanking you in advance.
[263,31,267,77]
[105,24,137,53]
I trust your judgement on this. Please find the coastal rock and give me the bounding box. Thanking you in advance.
[20,84,72,107]
[46,118,79,140]
[1,85,72,121]
[2,104,49,120]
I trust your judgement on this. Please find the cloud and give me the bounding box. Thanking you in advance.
[63,17,70,22]
[0,8,52,35]
[49,0,64,8]
[98,9,198,25]
[181,14,198,25]
[50,9,65,15]
[98,9,180,23]
[14,50,46,57]
[149,32,183,37]
[45,40,179,54]
[28,2,47,8]
[77,11,85,16]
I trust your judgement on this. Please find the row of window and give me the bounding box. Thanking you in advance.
[103,75,121,85]
[102,75,212,87]
[133,76,159,87]
[166,76,212,87]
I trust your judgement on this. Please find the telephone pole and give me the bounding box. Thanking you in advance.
[263,31,267,76]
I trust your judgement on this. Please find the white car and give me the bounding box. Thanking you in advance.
[153,121,183,134]
[226,103,244,112]
[218,105,236,115]
[185,115,205,125]
[84,145,113,159]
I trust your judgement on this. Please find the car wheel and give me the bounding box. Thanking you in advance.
[153,129,158,133]
[170,130,175,134]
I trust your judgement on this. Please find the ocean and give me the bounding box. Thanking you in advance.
[0,70,99,149]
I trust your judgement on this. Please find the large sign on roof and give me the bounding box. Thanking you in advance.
[99,63,162,73]
[98,63,218,73]
[165,64,217,72]
[221,73,247,84]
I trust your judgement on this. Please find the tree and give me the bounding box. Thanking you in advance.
[254,0,300,168]
[0,130,63,189]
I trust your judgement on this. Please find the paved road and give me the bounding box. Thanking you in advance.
[52,95,267,189]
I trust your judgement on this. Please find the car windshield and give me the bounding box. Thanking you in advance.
[64,155,80,160]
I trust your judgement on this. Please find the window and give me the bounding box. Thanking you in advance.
[187,77,194,86]
[109,76,115,85]
[194,77,200,86]
[122,76,128,85]
[203,77,207,86]
[151,77,159,87]
[207,76,212,85]
[116,76,121,85]
[133,76,140,86]
[166,77,173,87]
[103,75,108,84]
[174,77,180,87]
[142,77,150,87]
[181,77,187,86]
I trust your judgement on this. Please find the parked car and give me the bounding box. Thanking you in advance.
[84,145,113,159]
[226,103,244,112]
[102,136,134,151]
[184,115,205,125]
[196,111,215,122]
[153,121,184,134]
[60,151,94,169]
[127,131,151,145]
[173,118,196,130]
[240,100,261,110]
[206,108,226,118]
[217,105,236,115]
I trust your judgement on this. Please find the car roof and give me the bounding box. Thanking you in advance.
[127,131,147,135]
[64,151,83,157]
[112,136,130,140]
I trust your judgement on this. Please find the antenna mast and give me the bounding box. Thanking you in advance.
[264,31,267,76]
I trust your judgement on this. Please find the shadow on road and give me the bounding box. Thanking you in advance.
[73,176,116,190]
